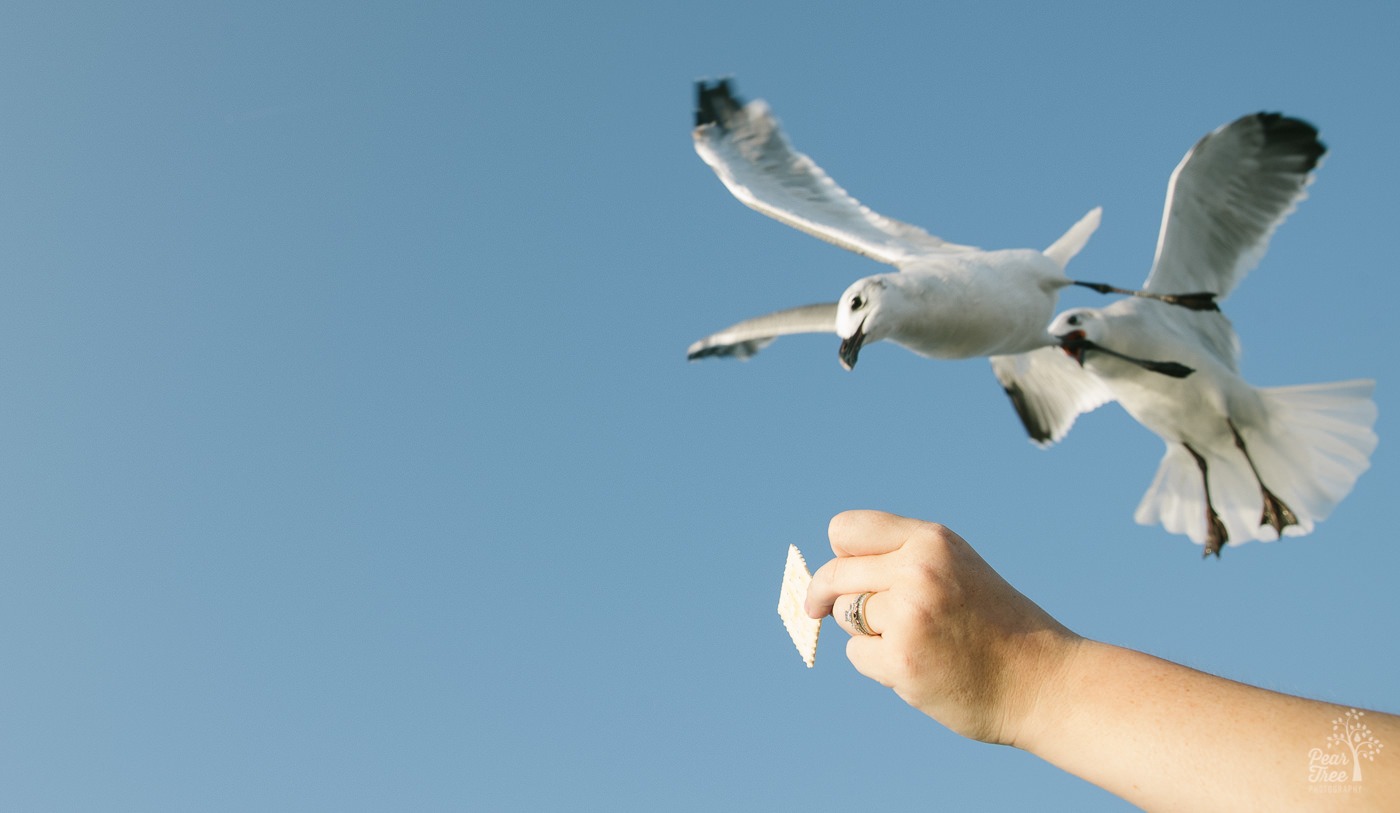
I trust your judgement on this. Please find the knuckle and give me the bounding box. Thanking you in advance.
[889,647,922,685]
[915,521,959,552]
[899,521,965,580]
[898,553,944,593]
[888,592,939,636]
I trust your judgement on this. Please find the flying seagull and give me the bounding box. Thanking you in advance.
[993,112,1377,555]
[686,79,1212,371]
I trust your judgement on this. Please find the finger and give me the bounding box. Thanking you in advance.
[828,509,925,557]
[827,590,887,637]
[804,555,891,618]
[845,635,895,688]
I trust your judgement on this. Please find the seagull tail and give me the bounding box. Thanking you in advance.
[1240,379,1378,533]
[1134,379,1378,548]
[1042,207,1102,270]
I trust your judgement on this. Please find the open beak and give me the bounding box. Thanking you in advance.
[838,321,866,370]
[1056,330,1194,379]
[1057,330,1087,366]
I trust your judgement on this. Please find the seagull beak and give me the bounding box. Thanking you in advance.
[838,321,866,370]
[1057,330,1087,366]
[1054,331,1194,378]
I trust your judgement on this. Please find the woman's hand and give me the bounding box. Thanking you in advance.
[804,509,1082,746]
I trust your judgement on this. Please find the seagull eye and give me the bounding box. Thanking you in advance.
[1067,314,1081,326]
[850,295,865,310]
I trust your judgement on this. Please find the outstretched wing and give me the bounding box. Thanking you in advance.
[687,302,838,361]
[693,79,976,267]
[990,347,1116,446]
[1144,112,1325,299]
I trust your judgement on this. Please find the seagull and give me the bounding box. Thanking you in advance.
[993,112,1378,556]
[686,79,1214,371]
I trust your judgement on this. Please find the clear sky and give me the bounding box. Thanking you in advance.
[0,2,1396,811]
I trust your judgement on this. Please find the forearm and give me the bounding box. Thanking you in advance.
[1019,639,1400,812]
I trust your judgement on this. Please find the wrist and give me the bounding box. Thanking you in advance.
[1004,631,1093,753]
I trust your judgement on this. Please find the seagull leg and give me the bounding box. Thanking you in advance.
[1184,444,1229,557]
[1228,420,1300,536]
[1071,281,1220,312]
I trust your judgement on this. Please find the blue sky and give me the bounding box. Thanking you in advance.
[0,2,1396,810]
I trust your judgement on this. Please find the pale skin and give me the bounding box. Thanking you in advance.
[805,510,1400,811]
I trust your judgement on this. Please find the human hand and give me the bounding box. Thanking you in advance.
[804,510,1083,746]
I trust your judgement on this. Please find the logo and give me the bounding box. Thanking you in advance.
[1308,708,1384,793]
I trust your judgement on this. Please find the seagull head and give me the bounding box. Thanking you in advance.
[836,277,890,370]
[1049,308,1102,366]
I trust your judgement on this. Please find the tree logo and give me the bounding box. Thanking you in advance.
[1308,709,1384,791]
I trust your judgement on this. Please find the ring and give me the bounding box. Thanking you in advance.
[849,591,876,636]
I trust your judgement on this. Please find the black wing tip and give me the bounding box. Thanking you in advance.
[694,77,741,129]
[1000,382,1054,445]
[688,340,754,361]
[1253,111,1327,170]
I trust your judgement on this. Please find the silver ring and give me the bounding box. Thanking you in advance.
[850,591,875,636]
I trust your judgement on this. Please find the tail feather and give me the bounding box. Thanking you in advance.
[1243,379,1377,525]
[1134,379,1377,549]
[1042,207,1102,269]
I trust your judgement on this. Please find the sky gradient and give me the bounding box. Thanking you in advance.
[0,3,1396,810]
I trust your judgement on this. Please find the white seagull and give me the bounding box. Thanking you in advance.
[993,112,1378,556]
[686,79,1213,371]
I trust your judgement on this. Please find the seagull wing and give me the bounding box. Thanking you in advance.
[990,347,1116,446]
[687,302,838,361]
[694,80,976,267]
[1144,112,1325,299]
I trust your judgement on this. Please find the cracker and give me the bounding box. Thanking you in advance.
[777,544,821,667]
